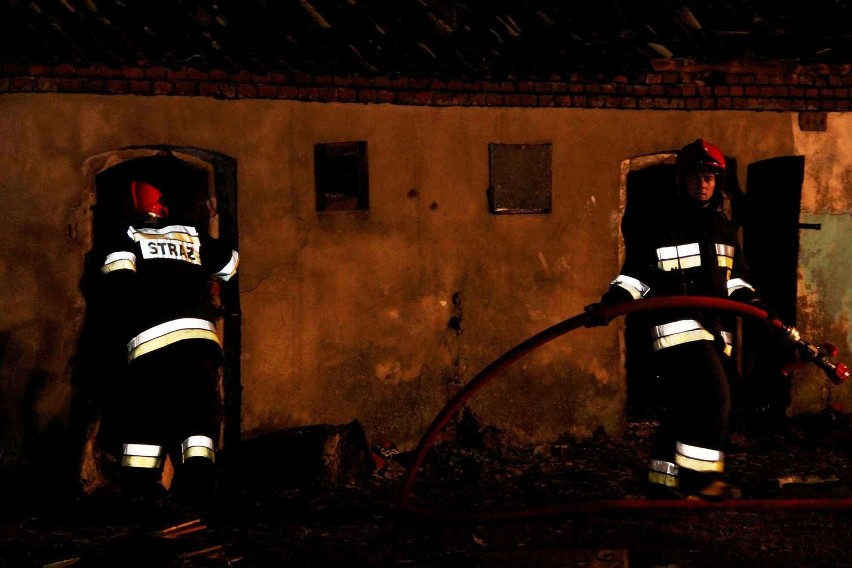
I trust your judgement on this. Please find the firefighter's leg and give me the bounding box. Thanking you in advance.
[667,340,737,499]
[114,353,168,501]
[166,342,223,509]
[646,368,681,497]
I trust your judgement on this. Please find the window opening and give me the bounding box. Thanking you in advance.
[314,141,369,211]
[488,143,552,214]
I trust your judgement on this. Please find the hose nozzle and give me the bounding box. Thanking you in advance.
[779,324,850,385]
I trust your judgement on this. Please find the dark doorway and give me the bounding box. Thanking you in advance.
[620,154,745,418]
[622,160,678,417]
[740,156,804,429]
[72,147,241,487]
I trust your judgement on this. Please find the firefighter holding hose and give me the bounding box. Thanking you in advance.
[98,153,239,515]
[587,139,781,500]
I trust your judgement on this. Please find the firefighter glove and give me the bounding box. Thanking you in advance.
[749,298,778,321]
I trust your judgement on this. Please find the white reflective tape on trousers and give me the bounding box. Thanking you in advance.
[122,443,163,469]
[181,435,216,463]
[675,441,724,472]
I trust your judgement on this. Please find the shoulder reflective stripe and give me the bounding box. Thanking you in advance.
[127,318,220,362]
[611,274,650,299]
[102,251,137,274]
[214,250,239,282]
[656,243,701,271]
[649,459,679,476]
[726,277,755,295]
[131,225,199,237]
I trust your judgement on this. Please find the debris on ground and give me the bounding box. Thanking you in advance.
[3,407,852,567]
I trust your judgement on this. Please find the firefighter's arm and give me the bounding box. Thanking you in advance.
[726,236,779,320]
[202,233,239,282]
[584,265,651,327]
[99,243,138,339]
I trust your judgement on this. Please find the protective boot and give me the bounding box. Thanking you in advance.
[170,457,219,515]
[680,469,741,501]
[86,467,166,525]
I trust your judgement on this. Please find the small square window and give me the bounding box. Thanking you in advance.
[314,141,369,211]
[488,143,552,214]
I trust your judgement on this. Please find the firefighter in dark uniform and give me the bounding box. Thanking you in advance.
[589,139,778,500]
[100,174,238,509]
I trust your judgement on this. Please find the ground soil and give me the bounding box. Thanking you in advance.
[3,409,852,567]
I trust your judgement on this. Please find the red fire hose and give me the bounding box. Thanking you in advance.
[397,296,850,519]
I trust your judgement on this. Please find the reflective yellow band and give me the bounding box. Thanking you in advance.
[127,318,220,362]
[676,453,725,473]
[715,242,734,268]
[183,446,215,463]
[648,459,679,486]
[611,274,650,299]
[675,442,724,473]
[648,470,679,487]
[656,243,701,271]
[717,256,734,269]
[659,255,701,271]
[102,251,137,274]
[721,331,733,357]
[181,435,216,463]
[122,443,163,469]
[652,320,714,351]
[122,455,163,469]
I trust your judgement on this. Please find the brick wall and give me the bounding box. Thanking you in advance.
[2,60,850,111]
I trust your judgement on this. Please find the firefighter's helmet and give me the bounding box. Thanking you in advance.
[130,180,169,218]
[675,138,726,187]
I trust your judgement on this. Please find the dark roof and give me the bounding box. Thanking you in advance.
[1,0,851,79]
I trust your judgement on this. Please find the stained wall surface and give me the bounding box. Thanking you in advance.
[0,94,848,467]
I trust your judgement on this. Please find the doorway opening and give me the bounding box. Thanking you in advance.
[74,146,240,491]
[618,151,802,425]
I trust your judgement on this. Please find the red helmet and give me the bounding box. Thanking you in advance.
[675,139,726,186]
[130,180,169,218]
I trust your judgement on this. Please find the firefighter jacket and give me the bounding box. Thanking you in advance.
[604,195,759,355]
[100,217,239,363]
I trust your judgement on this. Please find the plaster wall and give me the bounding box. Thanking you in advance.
[0,94,847,465]
[793,113,852,415]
